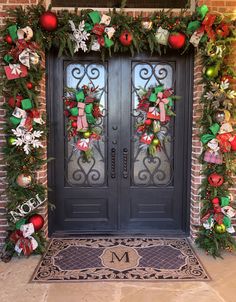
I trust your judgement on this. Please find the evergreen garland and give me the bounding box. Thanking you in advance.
[0,2,235,260]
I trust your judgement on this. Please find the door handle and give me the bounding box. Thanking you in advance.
[122,148,128,179]
[111,148,116,179]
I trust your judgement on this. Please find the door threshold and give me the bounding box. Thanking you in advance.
[51,230,189,238]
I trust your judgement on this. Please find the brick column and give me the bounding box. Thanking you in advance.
[0,0,44,247]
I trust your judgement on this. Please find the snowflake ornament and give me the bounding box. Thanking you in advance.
[69,20,90,53]
[12,127,43,155]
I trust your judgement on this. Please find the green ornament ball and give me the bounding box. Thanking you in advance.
[205,66,219,79]
[8,137,16,145]
[83,130,91,139]
[214,224,226,234]
[152,138,160,146]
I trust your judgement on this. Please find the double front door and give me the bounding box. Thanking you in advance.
[48,52,193,235]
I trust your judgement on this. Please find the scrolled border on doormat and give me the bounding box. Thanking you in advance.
[31,237,211,282]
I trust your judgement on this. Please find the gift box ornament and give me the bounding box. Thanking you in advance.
[21,98,33,110]
[92,24,105,36]
[147,107,160,119]
[104,27,115,39]
[155,27,169,45]
[4,64,28,80]
[219,122,233,134]
[12,107,27,119]
[76,138,90,151]
[221,206,236,218]
[140,133,154,145]
[100,14,111,26]
[203,150,223,164]
[190,30,204,47]
[20,223,35,238]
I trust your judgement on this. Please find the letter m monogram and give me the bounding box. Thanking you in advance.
[110,251,130,263]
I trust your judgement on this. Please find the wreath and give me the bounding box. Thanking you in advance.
[64,85,103,159]
[136,85,176,156]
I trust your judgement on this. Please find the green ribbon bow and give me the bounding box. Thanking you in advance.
[220,196,230,207]
[196,5,209,20]
[187,21,201,34]
[149,85,164,102]
[7,24,18,41]
[15,218,27,230]
[104,36,114,48]
[4,54,14,64]
[200,123,220,144]
[223,216,231,228]
[88,11,101,24]
[85,104,95,124]
[75,90,85,102]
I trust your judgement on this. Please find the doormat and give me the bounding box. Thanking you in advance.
[32,237,210,282]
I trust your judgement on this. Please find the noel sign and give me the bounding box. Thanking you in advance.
[9,194,46,222]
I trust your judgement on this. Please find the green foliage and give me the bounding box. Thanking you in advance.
[0,3,235,260]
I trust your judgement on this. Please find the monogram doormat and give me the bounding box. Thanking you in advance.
[32,237,210,282]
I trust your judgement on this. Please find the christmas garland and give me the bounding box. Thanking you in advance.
[0,3,235,260]
[136,85,176,156]
[64,85,103,160]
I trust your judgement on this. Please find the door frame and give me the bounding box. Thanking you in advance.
[47,49,194,236]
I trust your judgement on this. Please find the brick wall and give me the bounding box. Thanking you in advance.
[0,0,43,247]
[190,0,236,239]
[0,1,236,246]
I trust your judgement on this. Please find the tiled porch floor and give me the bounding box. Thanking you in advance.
[0,244,236,302]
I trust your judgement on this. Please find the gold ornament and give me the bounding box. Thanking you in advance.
[141,20,153,30]
[214,223,226,234]
[16,174,32,188]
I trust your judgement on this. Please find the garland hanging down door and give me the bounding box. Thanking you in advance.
[48,52,193,235]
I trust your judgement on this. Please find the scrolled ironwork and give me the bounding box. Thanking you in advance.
[65,61,107,187]
[131,61,175,187]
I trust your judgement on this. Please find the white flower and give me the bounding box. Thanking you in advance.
[227,90,236,99]
[204,91,214,100]
[220,79,230,91]
[69,20,90,53]
[12,127,43,155]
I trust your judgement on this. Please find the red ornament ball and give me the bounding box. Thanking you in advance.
[168,32,186,49]
[208,172,224,187]
[230,136,236,151]
[71,121,77,128]
[28,214,44,232]
[212,197,220,204]
[39,11,58,32]
[119,30,133,46]
[5,34,13,44]
[26,82,33,90]
[144,119,152,126]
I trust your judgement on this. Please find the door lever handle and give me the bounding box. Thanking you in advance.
[122,148,128,179]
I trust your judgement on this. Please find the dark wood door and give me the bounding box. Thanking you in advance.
[48,52,193,235]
